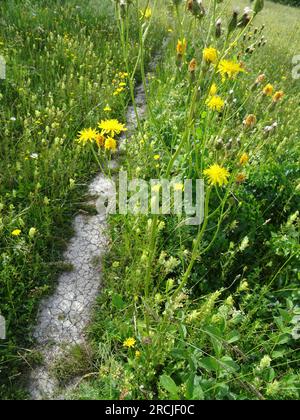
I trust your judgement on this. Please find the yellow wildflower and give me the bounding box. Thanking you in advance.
[11,229,21,237]
[239,152,249,165]
[272,91,284,102]
[262,83,274,96]
[154,154,160,160]
[104,137,117,152]
[123,337,136,348]
[218,59,245,79]
[95,134,105,147]
[135,350,141,358]
[203,47,218,64]
[77,128,98,145]
[103,104,112,112]
[209,83,217,96]
[98,119,127,137]
[176,38,187,56]
[203,164,230,186]
[140,6,152,19]
[206,95,225,112]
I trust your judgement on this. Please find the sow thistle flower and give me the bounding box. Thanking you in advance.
[176,38,187,57]
[272,90,284,103]
[218,59,245,80]
[98,119,127,137]
[77,127,98,144]
[188,58,197,73]
[206,95,225,112]
[204,164,230,186]
[209,83,217,96]
[239,152,249,165]
[104,137,117,152]
[262,83,274,96]
[140,6,152,19]
[123,337,136,348]
[203,47,218,64]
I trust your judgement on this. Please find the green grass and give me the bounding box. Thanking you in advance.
[0,0,299,400]
[0,0,166,399]
[69,0,299,400]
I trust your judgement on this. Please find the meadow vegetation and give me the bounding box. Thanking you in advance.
[0,0,299,400]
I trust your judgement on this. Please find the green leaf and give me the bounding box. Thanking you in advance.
[199,356,219,372]
[226,330,240,344]
[112,293,125,309]
[220,356,240,373]
[159,375,179,398]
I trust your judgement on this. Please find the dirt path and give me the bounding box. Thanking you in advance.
[28,84,146,400]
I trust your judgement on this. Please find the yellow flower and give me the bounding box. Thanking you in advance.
[104,137,117,152]
[119,72,128,79]
[206,95,225,112]
[119,82,126,87]
[11,229,21,237]
[154,154,160,160]
[176,38,187,56]
[218,59,245,79]
[239,152,249,165]
[103,104,112,112]
[95,134,105,147]
[262,83,274,96]
[123,337,136,348]
[203,164,230,186]
[272,90,284,102]
[135,350,141,358]
[98,119,127,137]
[203,47,218,64]
[140,6,152,19]
[209,83,217,96]
[77,128,98,144]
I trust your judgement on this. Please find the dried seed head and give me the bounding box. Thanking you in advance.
[216,18,222,38]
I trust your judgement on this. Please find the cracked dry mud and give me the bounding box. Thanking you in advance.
[28,85,146,400]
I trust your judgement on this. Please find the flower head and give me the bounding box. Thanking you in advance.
[103,104,112,112]
[203,47,218,64]
[98,119,127,137]
[239,152,249,165]
[188,58,197,73]
[77,128,98,145]
[204,164,230,186]
[123,337,136,348]
[176,38,187,56]
[206,95,225,112]
[243,114,256,128]
[11,229,21,237]
[140,6,152,19]
[272,90,284,102]
[104,137,117,152]
[95,134,105,147]
[218,59,245,80]
[263,83,274,96]
[236,173,247,184]
[209,83,217,96]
